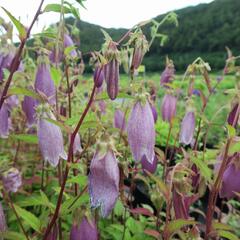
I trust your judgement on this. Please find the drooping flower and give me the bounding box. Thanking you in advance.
[34,58,56,104]
[160,60,175,86]
[161,94,177,123]
[64,34,77,58]
[227,103,240,128]
[70,216,98,240]
[141,154,158,174]
[127,99,155,163]
[2,168,22,193]
[88,149,119,218]
[103,41,120,100]
[179,111,195,145]
[72,133,82,155]
[22,95,38,126]
[0,202,7,233]
[0,104,9,138]
[220,163,240,199]
[37,107,67,167]
[94,66,104,88]
[114,109,126,132]
[150,103,158,123]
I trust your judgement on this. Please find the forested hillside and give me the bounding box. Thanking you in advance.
[66,0,240,72]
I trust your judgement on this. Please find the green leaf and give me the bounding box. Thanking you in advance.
[64,2,81,19]
[229,141,240,155]
[217,230,239,240]
[1,231,26,240]
[1,7,27,40]
[8,87,41,100]
[227,124,236,138]
[164,219,197,238]
[13,204,41,232]
[50,67,62,87]
[213,222,234,231]
[67,175,87,187]
[73,0,87,9]
[11,134,38,144]
[43,3,71,14]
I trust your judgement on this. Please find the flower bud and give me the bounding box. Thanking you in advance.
[179,111,195,145]
[127,100,155,163]
[70,216,98,240]
[220,163,240,199]
[227,103,240,128]
[114,109,126,132]
[104,59,119,100]
[0,104,9,138]
[161,94,177,123]
[150,103,158,123]
[37,108,67,167]
[0,202,7,233]
[88,149,119,217]
[72,133,82,155]
[94,67,104,88]
[22,95,37,126]
[34,59,56,105]
[141,154,157,174]
[2,168,22,193]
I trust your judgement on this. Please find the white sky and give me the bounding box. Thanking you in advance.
[0,0,214,35]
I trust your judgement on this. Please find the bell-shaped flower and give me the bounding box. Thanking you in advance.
[22,95,38,126]
[64,34,77,58]
[2,168,22,193]
[34,58,56,105]
[0,103,9,138]
[94,66,104,88]
[0,202,7,233]
[160,60,175,86]
[141,154,158,174]
[161,94,177,123]
[179,111,195,145]
[220,163,240,199]
[72,133,82,155]
[37,107,67,167]
[88,148,119,218]
[70,216,98,240]
[114,109,126,132]
[127,99,155,163]
[150,103,158,123]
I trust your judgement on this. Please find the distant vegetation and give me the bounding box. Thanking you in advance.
[66,0,240,72]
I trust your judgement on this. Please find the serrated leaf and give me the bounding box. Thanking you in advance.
[50,67,62,87]
[43,3,71,14]
[13,204,41,232]
[164,219,197,238]
[217,230,239,240]
[11,134,38,144]
[1,7,26,40]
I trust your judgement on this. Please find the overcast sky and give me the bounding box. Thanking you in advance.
[0,0,214,35]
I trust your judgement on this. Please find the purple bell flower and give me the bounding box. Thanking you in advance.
[220,163,240,199]
[37,110,67,167]
[161,94,177,123]
[127,100,155,163]
[34,61,56,105]
[64,34,77,58]
[70,217,98,240]
[94,67,104,88]
[0,202,7,233]
[160,62,175,86]
[114,109,126,132]
[179,111,195,145]
[88,149,120,218]
[2,168,22,193]
[22,95,38,126]
[0,104,9,138]
[141,154,158,174]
